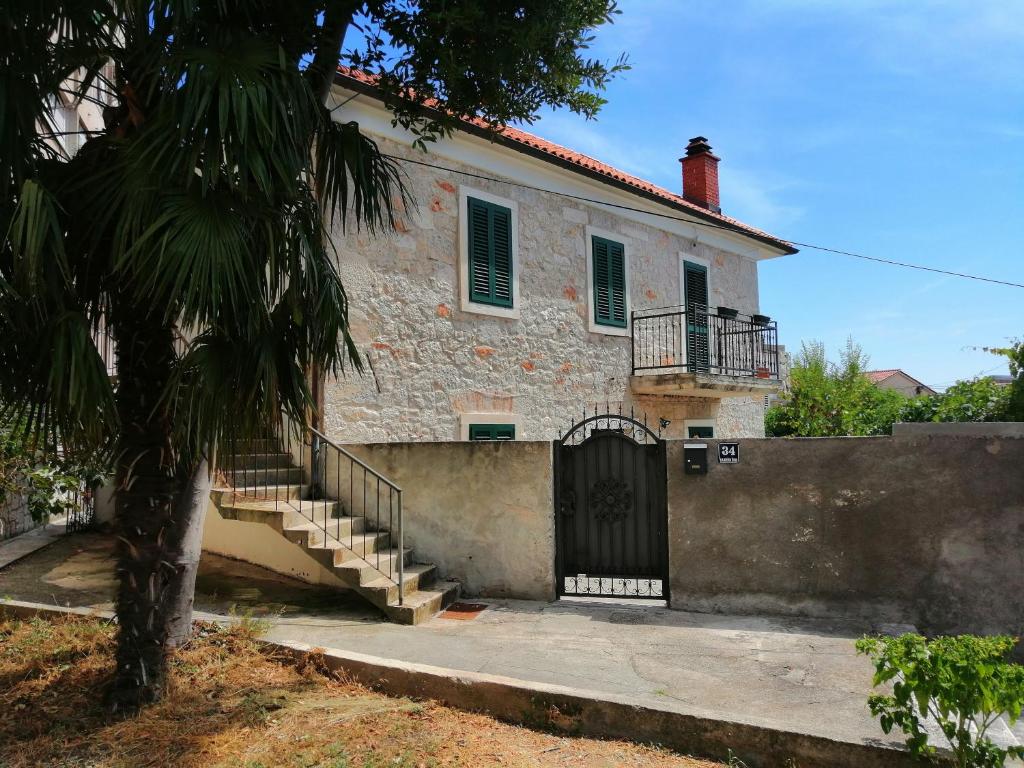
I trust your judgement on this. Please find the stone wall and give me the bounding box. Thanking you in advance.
[341,440,555,600]
[666,434,1024,636]
[322,131,768,444]
[0,488,33,540]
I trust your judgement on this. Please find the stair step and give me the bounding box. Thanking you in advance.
[225,483,306,501]
[333,547,414,586]
[362,562,439,605]
[229,466,304,486]
[224,452,294,469]
[286,523,390,560]
[383,580,462,625]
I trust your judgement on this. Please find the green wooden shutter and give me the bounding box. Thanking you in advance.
[468,197,513,308]
[469,423,516,441]
[592,236,627,327]
[684,261,710,371]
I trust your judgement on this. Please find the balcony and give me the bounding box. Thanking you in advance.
[630,305,781,398]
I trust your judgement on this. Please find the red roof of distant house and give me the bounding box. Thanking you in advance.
[865,369,901,384]
[334,68,797,255]
[865,369,937,395]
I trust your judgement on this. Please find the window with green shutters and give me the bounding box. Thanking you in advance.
[591,235,627,327]
[468,423,516,441]
[467,196,513,308]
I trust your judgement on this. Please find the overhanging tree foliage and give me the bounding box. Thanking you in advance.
[0,0,625,710]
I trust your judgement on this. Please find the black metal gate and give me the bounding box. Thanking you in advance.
[554,409,668,600]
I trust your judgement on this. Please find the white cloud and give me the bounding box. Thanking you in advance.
[717,166,805,231]
[747,0,1024,86]
[528,112,662,179]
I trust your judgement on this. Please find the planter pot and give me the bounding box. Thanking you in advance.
[717,306,739,319]
[752,314,771,325]
[755,367,771,379]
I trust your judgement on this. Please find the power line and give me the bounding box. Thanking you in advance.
[385,153,1024,290]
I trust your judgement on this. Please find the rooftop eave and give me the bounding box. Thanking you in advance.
[331,73,798,258]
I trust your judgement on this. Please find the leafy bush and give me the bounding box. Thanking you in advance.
[856,634,1024,767]
[899,377,1011,424]
[0,423,107,524]
[766,338,908,437]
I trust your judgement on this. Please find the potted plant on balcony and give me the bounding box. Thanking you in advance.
[717,306,739,319]
[752,314,771,325]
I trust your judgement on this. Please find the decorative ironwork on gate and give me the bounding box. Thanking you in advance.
[554,405,669,601]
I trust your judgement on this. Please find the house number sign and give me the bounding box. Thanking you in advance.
[718,442,739,464]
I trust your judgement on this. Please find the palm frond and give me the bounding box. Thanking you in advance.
[314,114,411,234]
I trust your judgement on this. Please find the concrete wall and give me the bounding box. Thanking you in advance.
[893,421,1024,438]
[342,440,555,600]
[321,94,774,443]
[667,435,1024,635]
[202,500,347,588]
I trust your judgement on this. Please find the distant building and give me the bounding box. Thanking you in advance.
[988,374,1014,387]
[865,369,937,397]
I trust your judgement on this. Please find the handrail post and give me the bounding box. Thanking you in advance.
[397,489,404,605]
[310,430,322,499]
[630,310,636,374]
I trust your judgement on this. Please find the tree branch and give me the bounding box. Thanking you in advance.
[308,2,361,104]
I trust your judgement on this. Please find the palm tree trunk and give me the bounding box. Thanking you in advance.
[106,301,191,710]
[164,456,212,647]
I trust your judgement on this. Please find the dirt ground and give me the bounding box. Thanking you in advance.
[0,614,724,768]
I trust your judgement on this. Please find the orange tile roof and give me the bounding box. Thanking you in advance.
[865,369,900,383]
[334,68,796,255]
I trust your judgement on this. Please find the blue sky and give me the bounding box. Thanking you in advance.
[529,0,1024,390]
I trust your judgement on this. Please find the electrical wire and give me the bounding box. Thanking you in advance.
[384,153,1024,290]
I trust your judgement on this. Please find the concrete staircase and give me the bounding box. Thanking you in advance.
[212,438,460,624]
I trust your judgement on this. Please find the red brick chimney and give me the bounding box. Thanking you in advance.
[680,136,721,213]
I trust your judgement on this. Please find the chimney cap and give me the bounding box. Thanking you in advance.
[685,136,716,157]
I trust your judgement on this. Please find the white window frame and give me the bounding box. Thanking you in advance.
[684,418,716,438]
[458,412,522,441]
[585,226,631,337]
[458,185,521,320]
[678,251,713,367]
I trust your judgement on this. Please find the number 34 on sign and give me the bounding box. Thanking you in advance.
[718,442,739,464]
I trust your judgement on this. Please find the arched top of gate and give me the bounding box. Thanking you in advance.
[559,408,662,446]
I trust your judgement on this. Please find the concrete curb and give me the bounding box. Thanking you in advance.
[0,598,916,768]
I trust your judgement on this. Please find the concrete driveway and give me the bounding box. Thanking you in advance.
[3,532,1021,758]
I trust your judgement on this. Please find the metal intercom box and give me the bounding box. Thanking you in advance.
[684,443,708,475]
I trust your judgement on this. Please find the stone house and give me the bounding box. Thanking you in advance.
[320,71,798,443]
[865,369,937,397]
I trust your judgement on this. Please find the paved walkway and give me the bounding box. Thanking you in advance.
[3,532,1021,755]
[0,516,67,570]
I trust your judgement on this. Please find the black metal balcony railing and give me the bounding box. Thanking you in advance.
[631,305,780,379]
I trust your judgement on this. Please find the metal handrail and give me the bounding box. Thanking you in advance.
[631,304,780,379]
[225,418,405,606]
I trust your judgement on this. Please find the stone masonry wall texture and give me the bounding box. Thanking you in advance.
[323,135,767,443]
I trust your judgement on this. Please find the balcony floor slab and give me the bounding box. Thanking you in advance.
[630,371,781,398]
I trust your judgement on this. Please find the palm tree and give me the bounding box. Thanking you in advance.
[0,0,624,709]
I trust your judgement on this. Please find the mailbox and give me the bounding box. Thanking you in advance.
[684,442,708,475]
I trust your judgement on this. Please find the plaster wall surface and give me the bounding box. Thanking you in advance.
[340,440,555,600]
[322,126,770,443]
[666,435,1024,635]
[202,501,347,588]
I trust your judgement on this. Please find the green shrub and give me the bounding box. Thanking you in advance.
[856,634,1024,767]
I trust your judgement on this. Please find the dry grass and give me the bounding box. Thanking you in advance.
[0,614,722,768]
